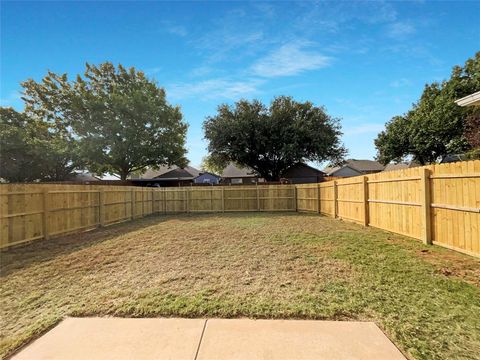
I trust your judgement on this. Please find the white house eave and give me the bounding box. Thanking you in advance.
[455,91,480,107]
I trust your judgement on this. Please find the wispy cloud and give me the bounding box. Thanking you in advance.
[162,21,188,37]
[145,67,162,75]
[344,123,385,136]
[251,41,331,78]
[390,78,412,88]
[167,78,264,101]
[387,21,416,38]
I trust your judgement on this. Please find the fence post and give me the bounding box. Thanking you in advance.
[317,184,320,213]
[99,188,105,227]
[163,188,167,214]
[362,176,369,227]
[332,181,337,218]
[131,188,135,220]
[186,188,190,213]
[42,189,50,240]
[152,188,155,214]
[293,186,297,212]
[420,168,432,245]
[221,187,225,212]
[256,183,260,211]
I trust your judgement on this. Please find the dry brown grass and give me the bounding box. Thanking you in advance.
[1,213,479,359]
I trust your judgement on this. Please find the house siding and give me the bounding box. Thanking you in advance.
[194,173,220,184]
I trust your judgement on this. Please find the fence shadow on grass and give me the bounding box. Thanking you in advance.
[0,212,303,278]
[0,215,171,277]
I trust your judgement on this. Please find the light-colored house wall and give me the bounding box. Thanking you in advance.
[331,167,362,177]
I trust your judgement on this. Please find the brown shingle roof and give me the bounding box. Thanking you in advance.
[345,159,384,172]
[221,163,256,178]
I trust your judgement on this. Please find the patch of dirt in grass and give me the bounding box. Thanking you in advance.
[415,248,480,287]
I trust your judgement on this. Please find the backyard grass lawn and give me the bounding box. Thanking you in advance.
[1,213,479,359]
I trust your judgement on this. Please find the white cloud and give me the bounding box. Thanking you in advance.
[344,123,385,136]
[390,78,412,88]
[387,22,416,38]
[145,67,162,75]
[167,78,264,101]
[161,21,187,37]
[251,42,331,78]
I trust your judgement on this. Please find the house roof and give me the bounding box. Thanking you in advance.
[383,162,410,172]
[70,171,101,182]
[345,159,384,172]
[195,172,221,179]
[455,91,480,107]
[131,165,200,180]
[323,159,384,176]
[323,164,363,176]
[155,166,200,180]
[221,163,257,178]
[284,162,325,175]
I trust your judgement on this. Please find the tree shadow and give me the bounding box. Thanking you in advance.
[0,212,301,277]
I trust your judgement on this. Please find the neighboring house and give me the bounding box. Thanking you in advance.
[194,172,221,185]
[221,163,261,184]
[69,171,101,183]
[323,159,384,177]
[130,165,200,187]
[280,163,325,184]
[383,163,409,172]
[455,91,480,107]
[221,162,324,184]
[440,154,467,163]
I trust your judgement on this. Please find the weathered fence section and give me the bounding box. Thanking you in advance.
[1,161,479,257]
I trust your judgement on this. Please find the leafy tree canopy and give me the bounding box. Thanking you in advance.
[375,52,480,165]
[203,96,346,181]
[21,62,188,180]
[200,155,225,175]
[0,107,78,182]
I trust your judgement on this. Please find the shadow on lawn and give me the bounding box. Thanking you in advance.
[0,215,171,277]
[0,212,301,278]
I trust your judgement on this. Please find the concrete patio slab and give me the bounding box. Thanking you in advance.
[196,319,406,360]
[12,318,406,360]
[12,317,206,360]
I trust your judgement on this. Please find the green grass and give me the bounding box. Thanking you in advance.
[1,213,479,359]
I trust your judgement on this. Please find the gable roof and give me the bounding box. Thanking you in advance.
[281,162,325,177]
[345,159,384,172]
[155,166,200,179]
[383,162,409,172]
[221,163,257,178]
[323,159,384,176]
[323,164,363,176]
[131,165,200,180]
[195,171,221,179]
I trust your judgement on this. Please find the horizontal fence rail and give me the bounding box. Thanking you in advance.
[1,160,479,257]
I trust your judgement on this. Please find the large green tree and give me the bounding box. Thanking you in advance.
[22,62,188,180]
[375,52,480,165]
[0,107,78,182]
[203,96,345,181]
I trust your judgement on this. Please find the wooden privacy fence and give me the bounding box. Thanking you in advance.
[1,160,479,257]
[296,160,480,257]
[0,184,296,249]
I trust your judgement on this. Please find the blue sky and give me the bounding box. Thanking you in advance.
[1,1,479,169]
